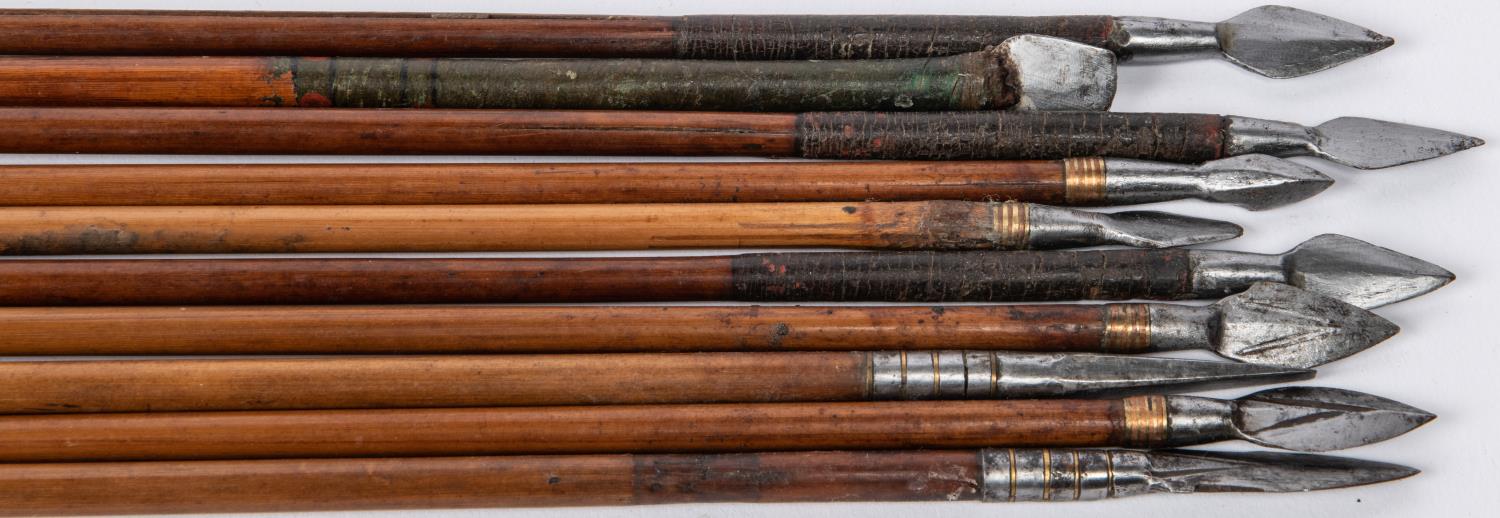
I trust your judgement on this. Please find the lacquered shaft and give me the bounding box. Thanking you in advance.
[0,451,985,515]
[0,353,871,413]
[0,305,1109,355]
[0,9,1117,59]
[0,250,1204,305]
[0,401,1123,462]
[0,108,1227,163]
[0,161,1069,206]
[0,201,1007,254]
[0,54,1008,111]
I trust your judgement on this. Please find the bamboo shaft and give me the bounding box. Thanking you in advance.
[0,401,1122,462]
[0,304,1108,355]
[0,201,1005,254]
[0,451,985,515]
[0,161,1069,206]
[0,353,871,413]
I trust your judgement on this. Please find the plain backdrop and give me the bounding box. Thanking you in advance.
[0,0,1491,517]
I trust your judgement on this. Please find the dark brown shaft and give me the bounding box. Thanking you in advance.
[0,353,877,413]
[0,160,1074,206]
[0,400,1124,462]
[0,250,1204,305]
[0,201,1014,255]
[0,108,1228,163]
[0,451,985,515]
[0,9,1117,59]
[0,304,1109,355]
[0,54,1011,111]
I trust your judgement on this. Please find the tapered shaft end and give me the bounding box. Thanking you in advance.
[1314,117,1484,169]
[1212,283,1399,368]
[1145,449,1419,493]
[993,353,1312,398]
[1218,6,1395,78]
[1196,155,1333,210]
[1285,234,1455,308]
[1025,205,1243,249]
[1000,35,1117,111]
[1232,386,1435,452]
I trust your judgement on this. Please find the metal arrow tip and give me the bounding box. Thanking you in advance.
[999,35,1118,111]
[1212,283,1399,368]
[1219,6,1395,78]
[1003,353,1313,397]
[1025,205,1243,249]
[1284,234,1455,308]
[1231,386,1435,452]
[1145,449,1420,493]
[1314,117,1484,169]
[1197,155,1333,211]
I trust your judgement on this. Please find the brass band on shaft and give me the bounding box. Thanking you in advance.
[1102,304,1152,352]
[991,201,1030,249]
[1062,157,1108,204]
[1121,395,1170,446]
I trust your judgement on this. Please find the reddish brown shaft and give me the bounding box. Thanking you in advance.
[0,258,735,305]
[0,304,1107,355]
[0,108,799,156]
[0,161,1068,206]
[0,401,1123,462]
[0,451,985,515]
[0,353,872,413]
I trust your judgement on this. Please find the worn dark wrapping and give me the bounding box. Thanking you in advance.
[795,111,1227,162]
[730,250,1197,302]
[673,15,1118,60]
[282,52,1008,111]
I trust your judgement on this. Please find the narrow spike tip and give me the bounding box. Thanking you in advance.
[1212,282,1400,368]
[1145,449,1420,493]
[1026,205,1243,249]
[1011,353,1312,397]
[1232,386,1436,452]
[1218,5,1395,78]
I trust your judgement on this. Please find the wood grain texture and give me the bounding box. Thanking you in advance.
[0,160,1069,206]
[0,52,1010,111]
[0,258,735,305]
[0,353,870,413]
[0,9,1116,60]
[0,107,799,156]
[0,451,983,515]
[0,304,1107,355]
[0,201,1009,254]
[0,400,1122,461]
[0,108,1226,162]
[0,250,1208,305]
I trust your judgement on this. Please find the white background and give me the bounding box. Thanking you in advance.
[0,0,1493,517]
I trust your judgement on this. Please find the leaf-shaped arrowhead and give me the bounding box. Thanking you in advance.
[1214,282,1399,368]
[1286,234,1455,309]
[1232,387,1435,452]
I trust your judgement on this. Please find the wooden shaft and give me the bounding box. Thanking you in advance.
[0,108,799,156]
[0,451,985,515]
[0,108,1227,163]
[0,249,1206,306]
[0,353,874,413]
[0,304,1109,355]
[0,201,1013,255]
[0,10,1118,60]
[0,54,1009,111]
[0,400,1124,462]
[0,161,1071,206]
[0,258,736,306]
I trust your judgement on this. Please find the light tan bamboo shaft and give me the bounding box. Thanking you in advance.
[0,201,1007,254]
